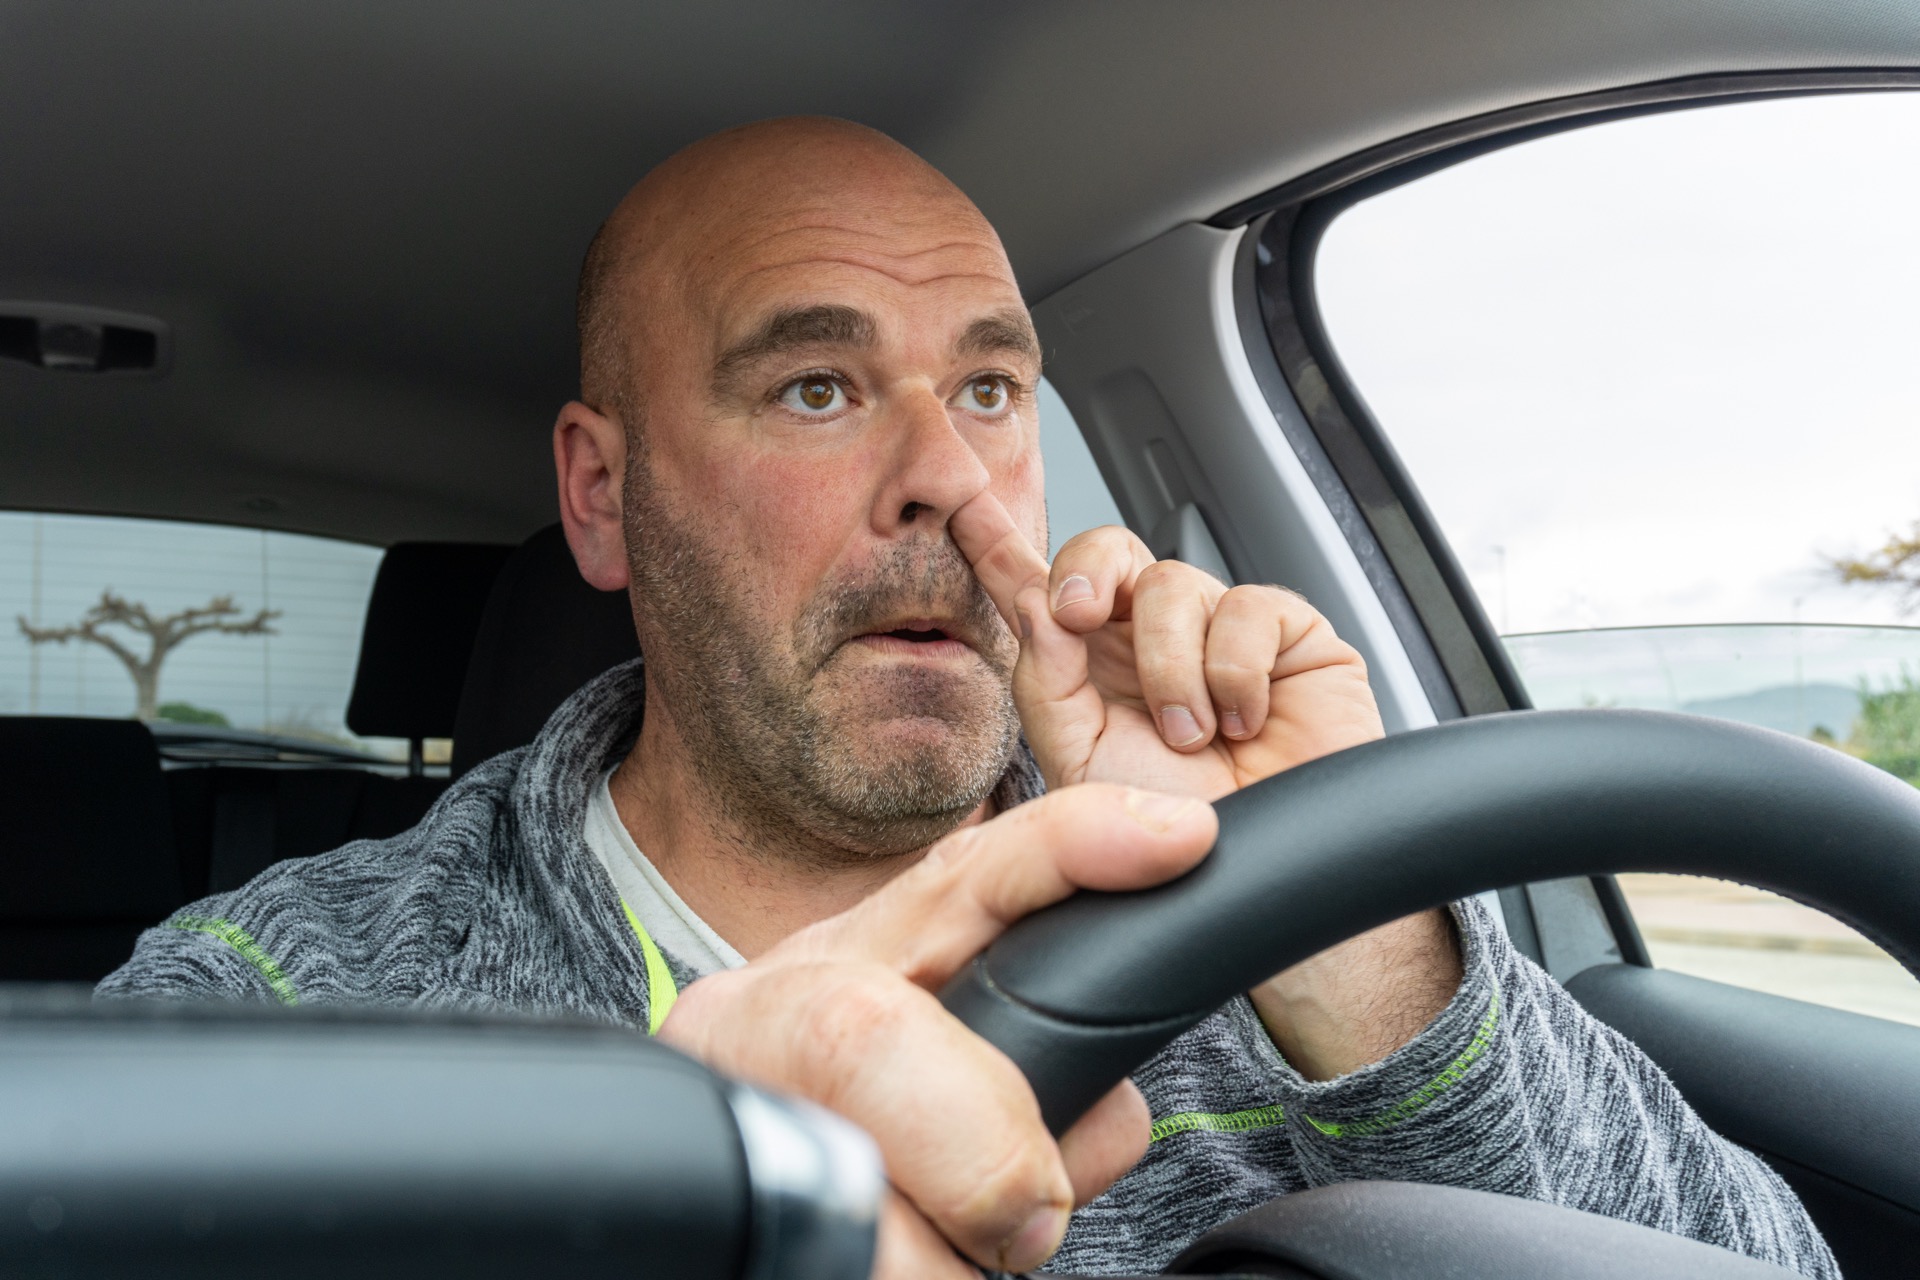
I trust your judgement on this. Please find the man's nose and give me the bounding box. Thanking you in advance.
[871,386,992,534]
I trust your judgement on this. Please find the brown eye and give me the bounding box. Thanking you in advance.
[780,376,846,415]
[967,377,1010,414]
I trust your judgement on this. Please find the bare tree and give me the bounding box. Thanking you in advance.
[18,591,279,720]
[1832,521,1920,615]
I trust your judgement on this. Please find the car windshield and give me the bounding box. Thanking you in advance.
[1509,623,1919,763]
[1313,90,1920,1025]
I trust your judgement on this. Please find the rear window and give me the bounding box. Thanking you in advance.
[1,511,413,762]
[5,391,1117,766]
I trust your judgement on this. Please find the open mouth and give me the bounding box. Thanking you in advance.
[848,619,974,657]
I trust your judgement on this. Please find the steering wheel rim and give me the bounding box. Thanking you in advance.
[941,707,1920,1135]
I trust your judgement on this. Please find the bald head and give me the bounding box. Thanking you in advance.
[577,116,1009,420]
[554,114,1048,859]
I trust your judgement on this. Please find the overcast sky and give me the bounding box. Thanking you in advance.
[1316,91,1920,638]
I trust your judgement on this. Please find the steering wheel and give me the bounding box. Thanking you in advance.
[942,707,1920,1279]
[8,709,1912,1280]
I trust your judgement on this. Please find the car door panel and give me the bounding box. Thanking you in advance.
[1570,963,1920,1278]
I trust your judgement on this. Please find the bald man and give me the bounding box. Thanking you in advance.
[103,119,1834,1279]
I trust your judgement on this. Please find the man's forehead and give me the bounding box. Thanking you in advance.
[692,254,1030,397]
[590,118,1032,392]
[695,206,1022,330]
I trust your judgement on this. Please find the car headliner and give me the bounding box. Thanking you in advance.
[3,0,1918,547]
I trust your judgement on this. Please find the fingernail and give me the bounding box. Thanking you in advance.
[1015,608,1033,640]
[1001,1206,1069,1271]
[1221,708,1247,738]
[1052,574,1094,610]
[1158,704,1203,746]
[1124,788,1200,832]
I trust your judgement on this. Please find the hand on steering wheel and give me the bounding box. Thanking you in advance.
[659,783,1217,1278]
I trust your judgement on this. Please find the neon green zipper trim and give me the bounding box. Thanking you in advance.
[620,899,679,1035]
[168,914,299,1007]
[1150,1102,1288,1144]
[1302,989,1502,1139]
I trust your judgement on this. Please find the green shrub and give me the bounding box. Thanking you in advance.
[1852,669,1920,785]
[154,701,230,727]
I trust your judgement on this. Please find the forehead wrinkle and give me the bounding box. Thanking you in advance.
[739,223,999,259]
[710,219,1013,284]
[727,256,1020,293]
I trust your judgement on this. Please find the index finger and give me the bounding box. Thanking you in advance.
[950,489,1051,626]
[815,783,1218,990]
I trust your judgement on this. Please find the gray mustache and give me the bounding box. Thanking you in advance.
[801,538,1004,660]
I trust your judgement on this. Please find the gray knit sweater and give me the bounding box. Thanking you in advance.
[98,661,1836,1278]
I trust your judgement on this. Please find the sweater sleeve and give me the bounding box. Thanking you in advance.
[95,910,288,1005]
[1244,897,1838,1279]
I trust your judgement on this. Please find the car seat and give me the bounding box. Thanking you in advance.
[174,542,511,893]
[0,716,186,981]
[451,523,639,778]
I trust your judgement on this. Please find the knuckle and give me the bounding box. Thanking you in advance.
[1136,646,1199,692]
[1055,525,1130,570]
[1052,526,1104,558]
[1231,583,1294,614]
[1204,653,1267,684]
[1090,523,1147,555]
[807,967,917,1065]
[1257,582,1311,605]
[922,821,989,872]
[1134,558,1183,591]
[960,1137,1059,1225]
[1144,555,1219,588]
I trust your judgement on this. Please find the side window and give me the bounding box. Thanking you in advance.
[1313,92,1920,1024]
[1039,375,1125,556]
[1,511,430,764]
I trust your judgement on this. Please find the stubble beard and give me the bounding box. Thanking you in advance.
[621,453,1021,862]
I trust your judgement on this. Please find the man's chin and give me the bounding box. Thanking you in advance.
[795,700,1019,852]
[820,711,1002,791]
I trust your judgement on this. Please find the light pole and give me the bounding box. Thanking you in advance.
[1492,544,1509,634]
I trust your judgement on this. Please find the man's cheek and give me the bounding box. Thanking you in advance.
[728,479,867,651]
[1006,490,1050,561]
[721,456,850,559]
[990,443,1048,552]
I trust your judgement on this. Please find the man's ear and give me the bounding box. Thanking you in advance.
[553,400,632,590]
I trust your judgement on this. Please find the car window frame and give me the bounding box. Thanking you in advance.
[1227,68,1920,974]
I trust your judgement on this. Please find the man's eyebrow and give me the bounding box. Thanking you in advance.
[955,308,1041,367]
[712,304,877,395]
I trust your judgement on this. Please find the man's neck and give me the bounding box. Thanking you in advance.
[606,697,991,960]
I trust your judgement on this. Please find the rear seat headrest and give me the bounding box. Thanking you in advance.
[346,542,513,743]
[450,524,639,778]
[0,717,181,921]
